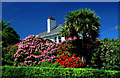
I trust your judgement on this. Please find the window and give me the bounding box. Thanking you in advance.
[58,36,61,42]
[54,37,57,42]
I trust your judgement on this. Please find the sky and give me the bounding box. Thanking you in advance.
[2,2,119,40]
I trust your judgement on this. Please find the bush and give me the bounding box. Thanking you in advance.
[91,38,120,70]
[54,37,84,68]
[100,38,120,70]
[14,35,59,67]
[2,43,19,66]
[2,66,120,78]
[58,36,103,68]
[39,61,62,68]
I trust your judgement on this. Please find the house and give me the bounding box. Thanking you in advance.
[38,17,65,43]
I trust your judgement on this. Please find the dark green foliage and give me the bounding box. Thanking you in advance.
[2,66,120,78]
[1,20,21,47]
[39,61,62,68]
[60,8,101,41]
[101,38,120,70]
[91,38,120,70]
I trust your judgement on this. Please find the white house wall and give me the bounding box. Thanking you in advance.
[46,35,65,43]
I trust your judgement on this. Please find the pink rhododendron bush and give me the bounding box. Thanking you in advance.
[14,35,59,67]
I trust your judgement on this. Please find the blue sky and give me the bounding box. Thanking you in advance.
[2,2,119,40]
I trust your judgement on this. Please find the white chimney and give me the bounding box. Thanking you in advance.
[47,17,56,33]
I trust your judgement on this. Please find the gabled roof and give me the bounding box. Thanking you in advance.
[38,24,64,37]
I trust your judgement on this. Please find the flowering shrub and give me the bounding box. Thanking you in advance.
[55,53,83,68]
[53,37,84,68]
[96,38,120,70]
[14,35,59,67]
[91,38,120,70]
[2,43,20,66]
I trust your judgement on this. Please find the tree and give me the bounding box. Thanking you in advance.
[60,9,101,67]
[1,20,21,47]
[60,9,101,40]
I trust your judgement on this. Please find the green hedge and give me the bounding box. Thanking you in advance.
[2,66,120,78]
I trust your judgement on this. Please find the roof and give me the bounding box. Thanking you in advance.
[38,24,64,37]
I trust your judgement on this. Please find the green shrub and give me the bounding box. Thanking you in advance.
[91,38,120,70]
[101,38,120,70]
[2,66,120,78]
[2,43,19,66]
[39,61,62,68]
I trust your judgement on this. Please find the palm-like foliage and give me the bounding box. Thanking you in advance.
[60,9,101,66]
[61,9,101,40]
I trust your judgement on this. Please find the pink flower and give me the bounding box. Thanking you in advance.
[28,60,32,63]
[27,56,30,58]
[41,46,44,49]
[42,53,45,56]
[51,44,55,48]
[51,49,55,52]
[35,48,38,52]
[73,36,77,39]
[18,65,20,67]
[17,49,22,53]
[47,59,51,61]
[45,55,49,57]
[17,54,20,57]
[34,55,38,58]
[18,44,22,49]
[30,63,32,66]
[52,55,55,58]
[26,45,29,48]
[25,61,27,63]
[50,56,54,59]
[46,42,49,45]
[39,55,42,57]
[39,61,42,63]
[40,58,43,60]
[14,63,16,66]
[21,52,23,54]
[14,58,17,61]
[25,52,29,55]
[30,46,35,49]
[43,50,47,53]
[21,63,23,65]
[42,59,46,61]
[14,54,16,57]
[30,54,33,57]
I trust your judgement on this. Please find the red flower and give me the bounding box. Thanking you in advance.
[76,64,79,67]
[80,59,82,61]
[59,51,62,53]
[63,65,66,68]
[79,63,82,66]
[56,59,60,62]
[73,64,76,66]
[58,46,62,49]
[73,54,76,56]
